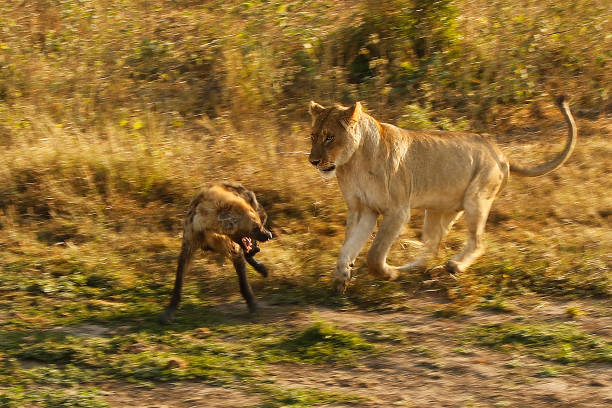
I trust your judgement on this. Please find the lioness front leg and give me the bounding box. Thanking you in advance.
[366,210,409,280]
[334,207,377,292]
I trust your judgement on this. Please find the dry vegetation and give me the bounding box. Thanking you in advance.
[0,1,611,407]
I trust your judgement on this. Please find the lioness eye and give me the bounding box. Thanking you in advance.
[325,134,334,143]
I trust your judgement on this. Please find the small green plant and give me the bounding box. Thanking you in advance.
[478,296,514,313]
[263,322,373,364]
[565,306,585,319]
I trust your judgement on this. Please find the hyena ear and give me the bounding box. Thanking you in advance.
[309,101,325,118]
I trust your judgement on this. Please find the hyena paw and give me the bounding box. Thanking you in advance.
[247,301,259,314]
[159,308,176,324]
[254,263,268,278]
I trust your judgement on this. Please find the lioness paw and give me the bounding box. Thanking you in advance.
[384,267,400,281]
[332,278,349,294]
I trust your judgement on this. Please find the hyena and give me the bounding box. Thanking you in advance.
[160,182,273,323]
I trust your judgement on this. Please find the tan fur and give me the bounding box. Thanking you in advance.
[160,182,272,323]
[308,98,577,292]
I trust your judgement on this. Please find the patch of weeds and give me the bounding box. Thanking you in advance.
[478,296,514,313]
[452,347,475,356]
[432,306,463,318]
[565,306,585,319]
[256,385,364,408]
[39,388,109,408]
[36,220,91,245]
[503,359,522,369]
[0,387,108,408]
[262,322,373,364]
[463,323,612,364]
[24,364,97,386]
[360,323,406,344]
[16,336,109,367]
[536,366,561,377]
[85,274,116,289]
[108,341,255,383]
[17,340,80,364]
[406,345,438,358]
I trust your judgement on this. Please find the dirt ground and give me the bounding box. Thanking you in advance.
[94,298,612,408]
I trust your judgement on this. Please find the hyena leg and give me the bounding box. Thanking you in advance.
[205,233,259,313]
[366,210,410,280]
[160,237,199,324]
[399,209,462,271]
[334,207,377,292]
[233,254,258,313]
[246,256,268,277]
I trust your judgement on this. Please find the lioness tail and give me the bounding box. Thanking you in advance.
[509,95,577,177]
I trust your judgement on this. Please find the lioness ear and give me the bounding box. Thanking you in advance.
[309,101,325,118]
[346,101,362,123]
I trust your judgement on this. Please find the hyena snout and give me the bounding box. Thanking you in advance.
[253,226,273,242]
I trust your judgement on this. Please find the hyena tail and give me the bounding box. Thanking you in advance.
[160,238,197,324]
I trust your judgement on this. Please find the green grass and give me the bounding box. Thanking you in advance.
[255,385,365,408]
[463,323,612,365]
[261,322,374,364]
[0,388,109,408]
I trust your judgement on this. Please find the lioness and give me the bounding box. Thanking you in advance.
[160,182,273,323]
[308,97,576,292]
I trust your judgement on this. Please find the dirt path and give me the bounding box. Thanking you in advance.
[94,299,611,407]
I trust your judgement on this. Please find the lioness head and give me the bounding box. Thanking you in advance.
[308,101,363,178]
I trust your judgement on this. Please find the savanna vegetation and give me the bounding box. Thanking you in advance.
[0,0,610,406]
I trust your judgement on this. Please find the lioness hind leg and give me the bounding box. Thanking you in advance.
[446,172,503,273]
[399,210,462,272]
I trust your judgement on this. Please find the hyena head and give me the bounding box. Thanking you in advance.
[214,186,272,255]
